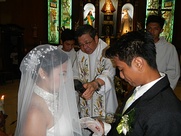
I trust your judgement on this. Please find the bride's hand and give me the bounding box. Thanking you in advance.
[80,117,104,136]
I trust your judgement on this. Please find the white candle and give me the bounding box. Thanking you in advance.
[1,95,4,104]
[0,95,4,113]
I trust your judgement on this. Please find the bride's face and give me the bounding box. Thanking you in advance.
[48,62,68,92]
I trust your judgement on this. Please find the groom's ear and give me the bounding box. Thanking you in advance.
[132,57,144,72]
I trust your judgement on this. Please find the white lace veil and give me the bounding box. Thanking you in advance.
[15,44,82,136]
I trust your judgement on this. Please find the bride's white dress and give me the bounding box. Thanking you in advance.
[34,85,73,136]
[47,114,72,136]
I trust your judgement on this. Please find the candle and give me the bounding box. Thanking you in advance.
[1,95,4,104]
[0,95,5,113]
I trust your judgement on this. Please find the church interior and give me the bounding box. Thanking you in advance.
[0,0,181,135]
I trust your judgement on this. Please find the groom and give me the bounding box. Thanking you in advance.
[89,31,181,136]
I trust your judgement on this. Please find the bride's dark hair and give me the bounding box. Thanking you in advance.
[38,48,68,76]
[20,45,68,79]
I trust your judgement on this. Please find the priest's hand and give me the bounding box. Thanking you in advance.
[81,81,98,100]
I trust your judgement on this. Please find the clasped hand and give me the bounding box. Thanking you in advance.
[82,81,98,100]
[80,117,104,136]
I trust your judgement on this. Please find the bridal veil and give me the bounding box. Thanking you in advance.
[15,44,82,136]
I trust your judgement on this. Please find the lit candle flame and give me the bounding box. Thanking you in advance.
[1,95,4,104]
[0,95,4,113]
[1,95,4,100]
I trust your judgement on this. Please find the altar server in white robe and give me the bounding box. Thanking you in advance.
[146,15,180,90]
[58,28,79,78]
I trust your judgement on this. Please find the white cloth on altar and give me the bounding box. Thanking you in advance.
[76,38,118,117]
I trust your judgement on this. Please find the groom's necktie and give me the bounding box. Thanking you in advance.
[122,87,139,114]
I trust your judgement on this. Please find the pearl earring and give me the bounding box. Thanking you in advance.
[42,76,45,79]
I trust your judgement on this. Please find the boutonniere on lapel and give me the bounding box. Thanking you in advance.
[116,108,135,135]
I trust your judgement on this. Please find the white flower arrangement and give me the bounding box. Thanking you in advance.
[116,108,135,135]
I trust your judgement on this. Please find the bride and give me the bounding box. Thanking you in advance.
[14,44,82,136]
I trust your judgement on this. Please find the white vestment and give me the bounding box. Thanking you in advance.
[76,39,118,118]
[58,45,79,79]
[155,37,180,90]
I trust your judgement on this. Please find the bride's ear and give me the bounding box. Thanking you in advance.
[38,68,46,79]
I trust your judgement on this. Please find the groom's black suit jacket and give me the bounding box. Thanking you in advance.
[108,75,181,136]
